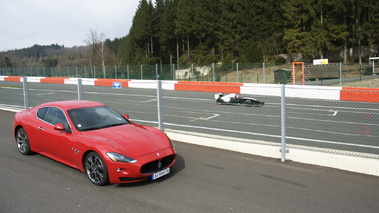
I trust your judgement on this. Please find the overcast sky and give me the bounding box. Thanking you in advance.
[0,0,140,51]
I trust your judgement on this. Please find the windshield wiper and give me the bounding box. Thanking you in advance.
[81,122,127,131]
[101,123,127,128]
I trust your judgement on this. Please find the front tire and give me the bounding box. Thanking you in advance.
[84,152,109,186]
[16,128,32,155]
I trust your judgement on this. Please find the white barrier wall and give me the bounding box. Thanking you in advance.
[241,83,282,96]
[128,80,177,90]
[64,78,97,85]
[20,77,44,82]
[285,85,341,100]
[241,83,341,100]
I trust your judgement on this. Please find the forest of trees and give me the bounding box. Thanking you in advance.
[1,0,379,69]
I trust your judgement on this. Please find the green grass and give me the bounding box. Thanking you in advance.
[0,85,22,88]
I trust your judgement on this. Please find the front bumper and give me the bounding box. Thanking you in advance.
[106,147,176,184]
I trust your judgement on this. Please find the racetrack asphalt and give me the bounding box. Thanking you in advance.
[1,109,379,213]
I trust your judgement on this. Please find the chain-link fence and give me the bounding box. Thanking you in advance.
[0,62,377,86]
[1,78,378,162]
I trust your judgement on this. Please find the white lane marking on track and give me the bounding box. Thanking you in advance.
[286,103,379,112]
[327,109,338,116]
[200,114,220,120]
[141,99,156,103]
[38,92,54,96]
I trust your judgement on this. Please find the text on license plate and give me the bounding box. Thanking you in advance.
[151,168,170,180]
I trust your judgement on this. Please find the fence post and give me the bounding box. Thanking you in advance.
[359,63,362,81]
[157,80,164,131]
[140,64,143,80]
[212,63,215,82]
[127,65,130,79]
[22,77,29,109]
[115,65,117,79]
[171,64,176,81]
[263,62,266,83]
[236,63,239,82]
[280,84,288,162]
[77,79,83,100]
[156,64,159,80]
[191,64,194,81]
[340,62,342,87]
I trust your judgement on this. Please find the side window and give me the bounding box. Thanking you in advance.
[44,107,68,126]
[37,107,49,120]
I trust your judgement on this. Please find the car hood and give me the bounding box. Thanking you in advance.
[80,123,170,157]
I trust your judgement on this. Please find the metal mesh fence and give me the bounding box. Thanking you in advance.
[161,86,281,146]
[1,62,377,86]
[283,86,379,158]
[1,79,378,160]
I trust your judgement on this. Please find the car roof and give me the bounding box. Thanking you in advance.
[37,100,105,111]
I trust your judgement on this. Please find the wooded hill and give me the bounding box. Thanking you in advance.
[1,0,379,68]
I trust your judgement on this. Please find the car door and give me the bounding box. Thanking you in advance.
[38,107,76,166]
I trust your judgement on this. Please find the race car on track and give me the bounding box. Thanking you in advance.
[13,100,176,186]
[215,93,264,107]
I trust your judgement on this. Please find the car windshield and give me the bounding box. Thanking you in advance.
[68,105,130,131]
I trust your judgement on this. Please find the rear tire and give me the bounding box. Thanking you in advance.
[16,128,32,155]
[216,98,224,105]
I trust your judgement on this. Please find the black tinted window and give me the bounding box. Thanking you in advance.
[44,107,67,125]
[37,107,48,120]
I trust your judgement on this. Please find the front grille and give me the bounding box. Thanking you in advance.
[141,154,175,174]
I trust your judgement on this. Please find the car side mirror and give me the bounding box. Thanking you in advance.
[54,123,65,131]
[123,114,130,119]
[54,123,72,134]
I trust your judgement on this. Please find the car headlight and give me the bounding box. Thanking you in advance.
[106,152,137,163]
[164,134,174,149]
[169,138,175,149]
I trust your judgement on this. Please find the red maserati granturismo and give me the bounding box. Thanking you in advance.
[13,100,176,185]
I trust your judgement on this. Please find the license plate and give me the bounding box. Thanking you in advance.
[151,168,170,180]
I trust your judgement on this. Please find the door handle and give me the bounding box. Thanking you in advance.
[38,127,44,131]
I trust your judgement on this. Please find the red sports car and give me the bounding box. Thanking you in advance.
[13,100,176,186]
